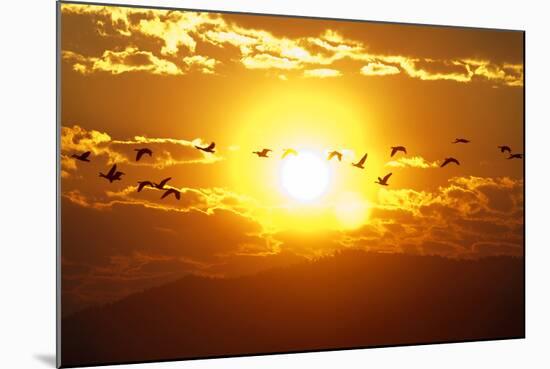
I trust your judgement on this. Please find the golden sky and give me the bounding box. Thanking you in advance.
[59,2,524,313]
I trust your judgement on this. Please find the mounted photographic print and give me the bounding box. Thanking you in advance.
[57,1,525,367]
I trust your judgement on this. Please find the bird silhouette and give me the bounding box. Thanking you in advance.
[375,172,392,186]
[441,157,460,167]
[134,148,152,161]
[452,138,470,144]
[282,148,298,159]
[137,181,154,192]
[508,153,523,159]
[498,145,512,153]
[390,146,407,157]
[327,151,343,161]
[153,177,172,189]
[195,142,215,153]
[71,151,91,162]
[161,188,181,200]
[99,164,124,183]
[112,171,124,181]
[253,149,272,157]
[352,153,367,169]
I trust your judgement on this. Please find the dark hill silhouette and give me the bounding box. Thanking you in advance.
[61,250,524,367]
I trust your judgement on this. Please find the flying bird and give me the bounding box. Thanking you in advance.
[137,181,154,192]
[195,142,215,153]
[71,151,91,162]
[327,151,343,161]
[253,149,272,157]
[352,153,368,169]
[375,172,393,186]
[153,177,172,189]
[498,145,512,153]
[161,188,181,200]
[390,146,407,157]
[112,171,124,181]
[452,138,470,144]
[508,153,523,160]
[134,148,152,161]
[99,164,124,183]
[282,148,298,159]
[441,157,460,167]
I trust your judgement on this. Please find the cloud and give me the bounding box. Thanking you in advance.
[303,68,342,78]
[360,62,400,76]
[61,4,523,86]
[344,176,523,258]
[62,48,182,75]
[61,125,219,176]
[240,53,302,70]
[385,156,439,168]
[60,189,280,313]
[182,55,219,74]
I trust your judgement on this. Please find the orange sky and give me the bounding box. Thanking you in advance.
[59,2,524,314]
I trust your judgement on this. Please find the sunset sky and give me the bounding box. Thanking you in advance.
[60,2,524,313]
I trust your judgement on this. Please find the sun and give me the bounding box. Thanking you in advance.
[279,151,330,202]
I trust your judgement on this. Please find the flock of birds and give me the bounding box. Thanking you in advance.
[69,138,523,200]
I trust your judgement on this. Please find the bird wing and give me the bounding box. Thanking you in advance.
[383,173,393,182]
[390,147,397,157]
[136,148,152,161]
[282,149,297,158]
[137,181,152,192]
[452,158,460,165]
[206,142,215,150]
[158,177,172,188]
[328,152,336,160]
[441,159,450,167]
[358,153,367,165]
[107,164,117,177]
[161,189,179,199]
[81,151,91,159]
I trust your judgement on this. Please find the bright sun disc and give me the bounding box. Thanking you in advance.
[280,151,330,202]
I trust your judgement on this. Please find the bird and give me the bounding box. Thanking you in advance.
[352,153,368,169]
[253,149,272,157]
[498,145,512,153]
[112,171,125,181]
[441,157,460,167]
[508,153,523,159]
[134,148,152,161]
[137,181,154,192]
[99,164,124,183]
[161,188,180,200]
[452,138,470,144]
[390,146,407,157]
[327,151,343,161]
[375,173,392,186]
[282,148,298,159]
[71,151,91,162]
[153,177,172,189]
[195,142,215,153]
